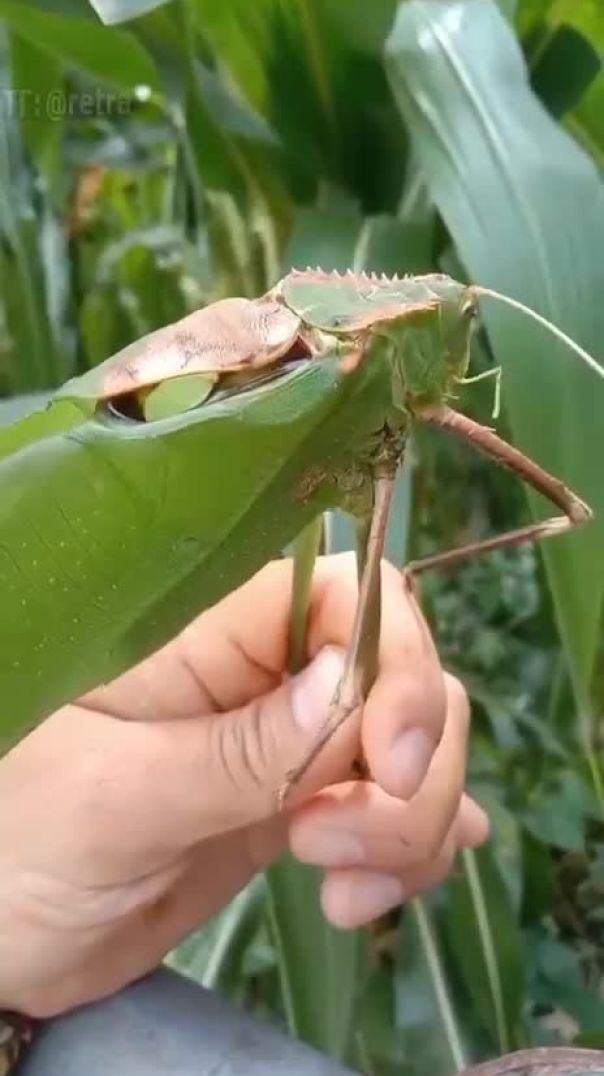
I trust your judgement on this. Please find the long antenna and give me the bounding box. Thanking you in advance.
[472,286,604,383]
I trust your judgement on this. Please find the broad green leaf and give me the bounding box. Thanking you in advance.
[0,1,160,90]
[0,396,49,425]
[20,0,93,13]
[0,31,65,391]
[567,76,604,166]
[147,3,291,277]
[386,0,604,706]
[517,0,604,45]
[552,0,604,47]
[527,932,604,1034]
[9,34,64,184]
[522,770,596,850]
[1,354,397,744]
[393,898,469,1075]
[89,0,170,23]
[189,0,405,207]
[167,876,268,995]
[521,832,555,920]
[443,847,526,1053]
[468,789,523,911]
[266,855,368,1060]
[285,209,434,278]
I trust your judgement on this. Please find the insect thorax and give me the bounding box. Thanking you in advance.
[385,299,475,408]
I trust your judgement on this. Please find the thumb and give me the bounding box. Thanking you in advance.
[170,645,352,840]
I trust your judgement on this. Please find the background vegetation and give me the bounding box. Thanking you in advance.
[0,0,602,1071]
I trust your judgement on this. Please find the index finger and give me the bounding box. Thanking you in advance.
[304,556,446,797]
[83,553,442,739]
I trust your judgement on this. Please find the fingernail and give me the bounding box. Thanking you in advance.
[349,872,405,920]
[390,728,434,796]
[291,646,346,733]
[295,827,365,867]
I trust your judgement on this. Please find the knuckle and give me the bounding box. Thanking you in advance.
[211,703,274,802]
[404,820,440,864]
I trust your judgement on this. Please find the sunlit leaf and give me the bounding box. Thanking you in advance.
[0,0,160,89]
[267,855,368,1060]
[386,0,604,706]
[393,898,469,1075]
[443,847,526,1053]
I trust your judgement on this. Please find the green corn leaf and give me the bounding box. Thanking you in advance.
[443,847,527,1054]
[167,876,268,995]
[0,0,160,89]
[19,1,93,13]
[188,0,405,207]
[393,898,469,1075]
[386,0,604,709]
[266,854,368,1060]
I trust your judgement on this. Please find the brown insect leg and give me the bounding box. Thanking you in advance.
[279,474,395,807]
[405,403,592,580]
[457,1045,604,1076]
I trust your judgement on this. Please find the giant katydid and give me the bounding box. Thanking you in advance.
[0,270,599,798]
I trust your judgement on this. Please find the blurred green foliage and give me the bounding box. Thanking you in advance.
[0,0,602,1071]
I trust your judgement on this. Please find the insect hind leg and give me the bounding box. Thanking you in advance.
[404,404,591,582]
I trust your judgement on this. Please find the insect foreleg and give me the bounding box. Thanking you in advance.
[404,404,592,580]
[279,472,395,806]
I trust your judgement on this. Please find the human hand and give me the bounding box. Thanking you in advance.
[0,554,488,1017]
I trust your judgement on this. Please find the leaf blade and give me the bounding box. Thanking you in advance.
[0,1,160,89]
[386,0,604,702]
